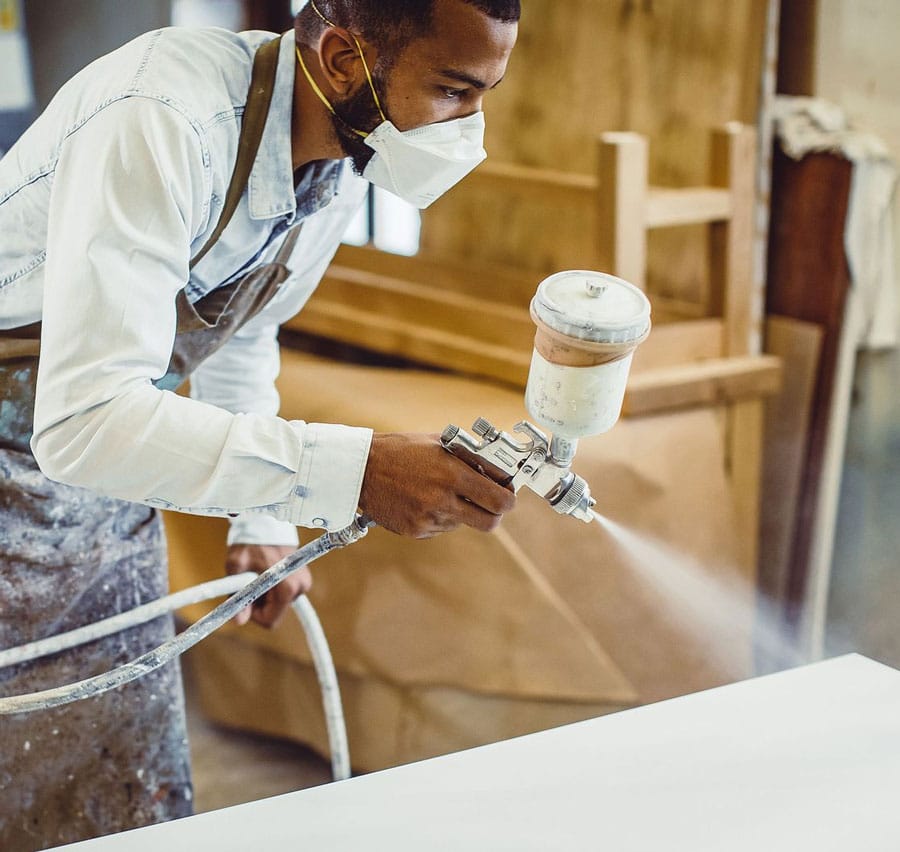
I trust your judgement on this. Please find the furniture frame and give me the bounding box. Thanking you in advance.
[286,123,780,582]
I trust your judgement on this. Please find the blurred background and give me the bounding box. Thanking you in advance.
[2,0,897,816]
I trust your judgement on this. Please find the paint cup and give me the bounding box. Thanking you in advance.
[525,270,651,438]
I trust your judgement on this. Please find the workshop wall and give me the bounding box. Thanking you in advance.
[419,0,769,309]
[815,0,900,300]
[24,0,170,109]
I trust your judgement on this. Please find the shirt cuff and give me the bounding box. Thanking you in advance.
[288,422,373,531]
[227,514,300,548]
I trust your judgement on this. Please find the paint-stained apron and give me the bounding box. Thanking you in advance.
[0,37,300,851]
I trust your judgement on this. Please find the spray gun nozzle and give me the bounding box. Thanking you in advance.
[547,472,596,523]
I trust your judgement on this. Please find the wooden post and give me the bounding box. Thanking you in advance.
[597,133,648,289]
[708,124,764,612]
[727,399,765,586]
[709,123,757,357]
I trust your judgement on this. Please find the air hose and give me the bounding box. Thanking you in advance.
[0,515,373,782]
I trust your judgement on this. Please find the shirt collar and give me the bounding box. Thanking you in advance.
[247,32,343,221]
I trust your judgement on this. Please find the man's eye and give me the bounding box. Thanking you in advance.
[439,86,467,99]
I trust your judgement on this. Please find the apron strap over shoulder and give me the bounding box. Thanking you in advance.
[274,222,303,265]
[189,36,282,270]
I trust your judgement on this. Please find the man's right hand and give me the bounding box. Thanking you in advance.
[358,432,517,538]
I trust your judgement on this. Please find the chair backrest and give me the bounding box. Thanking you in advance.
[286,124,778,413]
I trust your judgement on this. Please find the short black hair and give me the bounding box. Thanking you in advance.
[295,0,520,61]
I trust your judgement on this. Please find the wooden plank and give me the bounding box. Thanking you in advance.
[291,300,778,412]
[757,315,823,617]
[726,398,765,585]
[466,160,597,196]
[709,123,757,356]
[322,268,708,343]
[630,319,724,372]
[297,256,728,385]
[469,167,734,231]
[622,354,781,416]
[332,244,538,307]
[286,299,531,387]
[597,133,648,288]
[645,187,733,228]
[327,250,714,326]
[766,150,853,625]
[296,286,726,382]
[318,265,535,348]
[644,294,712,321]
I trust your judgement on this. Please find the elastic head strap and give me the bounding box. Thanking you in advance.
[295,43,373,142]
[307,0,387,124]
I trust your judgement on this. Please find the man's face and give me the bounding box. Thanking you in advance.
[333,0,518,174]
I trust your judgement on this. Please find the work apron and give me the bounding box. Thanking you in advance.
[0,36,299,851]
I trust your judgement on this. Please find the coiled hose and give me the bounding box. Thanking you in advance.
[0,515,373,782]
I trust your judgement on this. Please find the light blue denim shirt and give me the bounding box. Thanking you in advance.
[0,28,372,538]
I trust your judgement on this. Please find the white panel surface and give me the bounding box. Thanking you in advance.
[54,655,900,851]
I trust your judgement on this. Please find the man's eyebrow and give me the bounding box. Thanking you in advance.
[435,68,505,90]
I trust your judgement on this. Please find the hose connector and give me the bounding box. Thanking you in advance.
[325,514,375,547]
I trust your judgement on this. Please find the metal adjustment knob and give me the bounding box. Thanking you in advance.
[472,418,496,439]
[440,425,460,445]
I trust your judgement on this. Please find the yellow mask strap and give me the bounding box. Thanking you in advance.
[295,43,369,138]
[304,0,388,126]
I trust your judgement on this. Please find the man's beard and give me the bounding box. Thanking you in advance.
[331,70,389,175]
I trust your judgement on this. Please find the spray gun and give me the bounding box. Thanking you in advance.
[441,418,596,522]
[443,270,651,523]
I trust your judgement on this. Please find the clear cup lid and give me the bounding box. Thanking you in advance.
[531,270,651,344]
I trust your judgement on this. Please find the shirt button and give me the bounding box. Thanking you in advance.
[312,517,326,527]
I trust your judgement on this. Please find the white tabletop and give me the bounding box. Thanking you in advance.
[56,654,900,851]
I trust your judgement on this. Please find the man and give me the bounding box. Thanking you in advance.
[0,0,519,847]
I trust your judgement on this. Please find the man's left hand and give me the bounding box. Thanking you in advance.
[224,544,311,629]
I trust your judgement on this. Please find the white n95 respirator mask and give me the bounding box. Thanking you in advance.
[296,3,487,209]
[361,112,486,209]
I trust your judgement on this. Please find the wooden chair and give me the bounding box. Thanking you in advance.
[286,123,780,580]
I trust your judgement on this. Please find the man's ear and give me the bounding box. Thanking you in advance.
[317,27,378,97]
